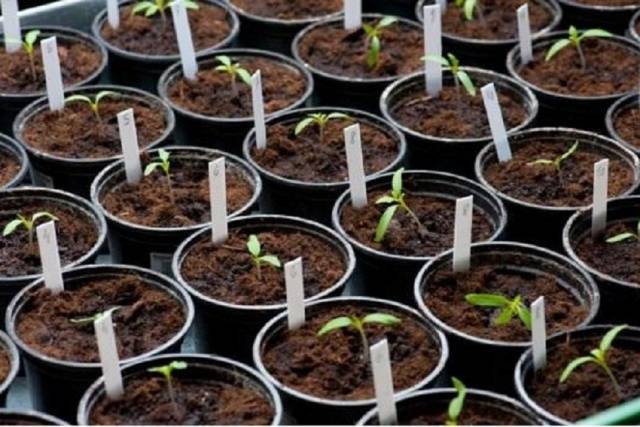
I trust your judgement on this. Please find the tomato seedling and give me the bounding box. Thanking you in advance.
[144,149,176,205]
[527,141,579,171]
[446,377,467,426]
[3,211,58,247]
[148,360,188,417]
[423,53,476,96]
[64,91,120,122]
[132,0,198,20]
[454,0,479,21]
[545,26,612,69]
[606,220,640,244]
[246,234,281,280]
[375,168,425,243]
[362,16,399,69]
[214,55,252,96]
[465,293,532,330]
[6,30,41,81]
[294,112,351,143]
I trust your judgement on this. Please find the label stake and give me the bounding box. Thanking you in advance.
[423,5,442,96]
[252,71,267,150]
[592,159,609,238]
[284,257,305,330]
[517,4,533,64]
[94,310,124,400]
[171,0,198,81]
[1,0,21,53]
[370,339,398,425]
[481,83,512,162]
[36,221,64,295]
[453,196,473,273]
[117,109,142,184]
[106,0,120,29]
[41,37,65,111]
[344,124,368,209]
[344,0,362,30]
[209,157,228,245]
[531,296,547,371]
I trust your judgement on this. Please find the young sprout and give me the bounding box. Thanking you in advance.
[545,26,612,69]
[144,149,176,205]
[454,0,478,21]
[362,16,399,69]
[423,53,476,96]
[465,293,532,330]
[446,377,467,426]
[375,168,425,243]
[214,55,252,96]
[148,361,188,418]
[317,313,401,363]
[3,211,58,246]
[64,91,120,122]
[560,325,627,398]
[246,234,281,280]
[6,30,41,81]
[294,112,351,143]
[69,307,121,326]
[132,0,198,20]
[606,219,640,244]
[527,141,579,171]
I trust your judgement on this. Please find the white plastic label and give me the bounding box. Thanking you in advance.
[344,0,362,30]
[344,124,368,209]
[36,221,64,295]
[423,5,442,96]
[209,158,228,245]
[453,196,473,273]
[171,0,198,80]
[517,4,533,64]
[1,0,21,53]
[531,296,547,371]
[284,257,305,330]
[370,339,397,425]
[106,0,120,29]
[252,71,267,150]
[41,37,65,111]
[94,311,124,400]
[117,109,142,184]
[481,83,512,162]
[592,159,609,238]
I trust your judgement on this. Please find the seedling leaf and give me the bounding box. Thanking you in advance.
[375,204,399,243]
[362,313,401,326]
[247,234,261,257]
[317,316,353,336]
[447,377,467,425]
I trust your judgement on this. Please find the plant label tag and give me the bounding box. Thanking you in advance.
[344,0,362,30]
[209,158,228,245]
[41,37,65,111]
[370,339,398,425]
[517,4,533,64]
[531,296,547,371]
[117,109,142,184]
[1,0,21,53]
[171,0,198,81]
[252,71,267,150]
[453,196,473,273]
[106,0,120,29]
[481,83,512,162]
[285,257,305,330]
[344,124,368,209]
[592,159,609,238]
[423,4,442,96]
[94,310,124,400]
[36,221,64,295]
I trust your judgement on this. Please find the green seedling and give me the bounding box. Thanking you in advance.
[362,16,399,69]
[454,0,479,21]
[446,377,467,426]
[246,234,281,280]
[2,211,58,247]
[606,219,640,244]
[69,307,120,326]
[6,30,41,81]
[423,53,476,96]
[560,325,627,399]
[148,361,188,417]
[294,112,351,143]
[375,168,425,243]
[527,141,579,171]
[214,55,252,96]
[145,149,176,205]
[465,293,532,330]
[545,26,612,69]
[64,91,120,122]
[317,313,401,363]
[132,0,198,20]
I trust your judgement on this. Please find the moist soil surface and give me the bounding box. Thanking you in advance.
[518,38,640,97]
[297,19,423,79]
[15,274,185,362]
[231,0,342,20]
[440,0,553,40]
[261,303,440,400]
[0,39,102,94]
[613,105,640,150]
[22,97,167,159]
[0,199,97,277]
[0,149,20,188]
[181,227,346,305]
[483,140,636,207]
[167,56,306,118]
[101,153,254,228]
[526,335,640,422]
[390,83,528,139]
[101,3,232,56]
[0,416,54,426]
[89,370,274,425]
[250,117,399,183]
[0,347,11,386]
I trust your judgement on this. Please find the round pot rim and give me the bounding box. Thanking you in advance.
[475,127,640,212]
[0,25,108,100]
[242,106,407,190]
[226,0,343,26]
[0,330,20,399]
[414,240,601,348]
[91,0,240,64]
[631,10,640,42]
[506,31,640,102]
[253,295,450,408]
[12,84,176,165]
[605,92,639,155]
[172,213,357,312]
[90,145,262,233]
[0,186,108,284]
[379,67,540,144]
[77,352,283,426]
[331,169,508,263]
[291,13,424,85]
[157,48,314,124]
[6,263,195,370]
[0,409,68,426]
[0,133,29,191]
[557,0,640,12]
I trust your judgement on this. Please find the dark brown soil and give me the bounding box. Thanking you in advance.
[15,274,185,363]
[231,0,342,19]
[0,38,102,94]
[0,199,98,277]
[21,97,166,159]
[167,56,307,118]
[0,347,11,386]
[483,140,636,207]
[261,303,440,400]
[181,227,346,305]
[526,335,640,422]
[0,416,55,426]
[250,117,399,183]
[297,19,423,79]
[572,0,639,5]
[101,3,232,56]
[390,84,528,139]
[518,38,640,97]
[0,149,20,188]
[613,105,640,149]
[89,370,274,425]
[440,0,553,40]
[100,153,254,228]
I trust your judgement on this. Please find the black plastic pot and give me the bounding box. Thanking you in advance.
[380,68,538,177]
[606,92,640,156]
[475,127,640,250]
[0,410,67,425]
[158,48,313,155]
[92,0,239,93]
[631,10,640,43]
[332,170,507,303]
[0,133,29,191]
[357,388,541,425]
[515,324,640,424]
[0,26,108,135]
[243,106,407,225]
[0,331,19,407]
[173,214,355,362]
[365,0,418,18]
[77,352,283,425]
[91,146,261,275]
[13,85,175,198]
[5,264,195,422]
[416,0,562,72]
[253,296,449,425]
[415,241,600,394]
[506,32,640,133]
[557,0,640,33]
[292,14,423,113]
